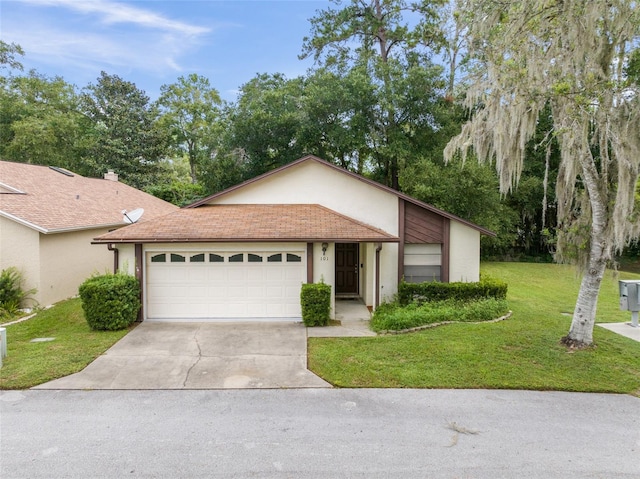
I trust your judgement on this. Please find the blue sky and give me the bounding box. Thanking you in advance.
[0,0,330,100]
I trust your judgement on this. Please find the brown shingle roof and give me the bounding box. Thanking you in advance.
[94,204,399,243]
[0,161,177,233]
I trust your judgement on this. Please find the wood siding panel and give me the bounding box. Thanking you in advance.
[404,202,444,243]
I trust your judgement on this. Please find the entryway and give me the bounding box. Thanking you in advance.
[307,299,376,338]
[335,243,359,297]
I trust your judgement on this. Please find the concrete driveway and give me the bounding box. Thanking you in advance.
[34,322,331,390]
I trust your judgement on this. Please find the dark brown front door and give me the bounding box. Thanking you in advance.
[336,243,359,294]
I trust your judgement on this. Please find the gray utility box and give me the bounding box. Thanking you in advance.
[619,280,640,327]
[619,280,640,311]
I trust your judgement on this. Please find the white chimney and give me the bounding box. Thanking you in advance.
[104,170,119,182]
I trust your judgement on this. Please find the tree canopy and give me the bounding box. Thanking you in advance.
[445,0,640,346]
[80,72,169,189]
[301,0,447,189]
[157,74,222,184]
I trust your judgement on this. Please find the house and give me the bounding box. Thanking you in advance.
[0,161,178,308]
[95,155,494,322]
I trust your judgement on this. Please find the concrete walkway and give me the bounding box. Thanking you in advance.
[597,321,640,342]
[308,299,377,338]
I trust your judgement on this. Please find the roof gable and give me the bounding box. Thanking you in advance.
[0,160,177,233]
[188,155,495,236]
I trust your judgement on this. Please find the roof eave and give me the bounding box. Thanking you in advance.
[0,211,48,233]
[1,210,130,235]
[93,236,400,244]
[47,223,126,234]
[0,182,26,194]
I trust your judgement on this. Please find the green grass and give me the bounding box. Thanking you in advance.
[308,262,640,395]
[0,298,131,389]
[3,263,639,393]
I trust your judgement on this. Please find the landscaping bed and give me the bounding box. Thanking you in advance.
[371,298,510,333]
[308,262,640,395]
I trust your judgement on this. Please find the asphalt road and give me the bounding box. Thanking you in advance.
[1,389,638,478]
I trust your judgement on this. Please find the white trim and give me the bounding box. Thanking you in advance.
[0,211,48,233]
[0,182,25,194]
[46,223,125,234]
[144,317,303,323]
[0,210,124,235]
[143,242,306,252]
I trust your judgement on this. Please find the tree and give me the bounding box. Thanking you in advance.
[222,73,307,178]
[298,67,377,173]
[156,74,222,184]
[0,72,87,170]
[504,106,560,259]
[402,154,518,253]
[440,0,467,98]
[445,0,640,346]
[0,40,24,72]
[81,72,168,189]
[301,0,446,189]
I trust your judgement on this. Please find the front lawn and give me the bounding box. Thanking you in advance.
[0,298,131,389]
[308,262,640,395]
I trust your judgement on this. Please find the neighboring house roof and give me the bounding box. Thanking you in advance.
[188,155,496,237]
[94,204,399,243]
[0,160,178,233]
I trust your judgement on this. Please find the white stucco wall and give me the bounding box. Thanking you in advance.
[210,161,400,236]
[116,244,136,275]
[448,221,481,283]
[39,228,114,306]
[0,216,40,306]
[360,244,372,306]
[379,242,399,304]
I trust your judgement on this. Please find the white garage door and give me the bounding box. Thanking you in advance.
[145,250,306,320]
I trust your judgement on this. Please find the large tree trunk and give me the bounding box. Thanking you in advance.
[562,158,610,347]
[564,250,607,346]
[188,145,198,184]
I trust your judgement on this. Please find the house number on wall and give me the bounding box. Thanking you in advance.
[320,256,330,261]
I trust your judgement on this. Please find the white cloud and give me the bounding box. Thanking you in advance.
[5,23,192,75]
[2,0,224,79]
[19,0,211,36]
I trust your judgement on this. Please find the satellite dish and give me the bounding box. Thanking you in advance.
[122,208,144,224]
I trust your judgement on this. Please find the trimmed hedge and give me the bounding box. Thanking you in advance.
[79,273,140,331]
[300,282,331,327]
[398,276,508,305]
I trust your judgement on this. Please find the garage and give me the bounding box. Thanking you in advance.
[93,200,401,322]
[145,249,306,321]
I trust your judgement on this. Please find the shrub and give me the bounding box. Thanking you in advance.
[300,282,331,327]
[145,181,205,207]
[79,273,140,331]
[370,298,510,332]
[398,275,508,305]
[0,267,36,319]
